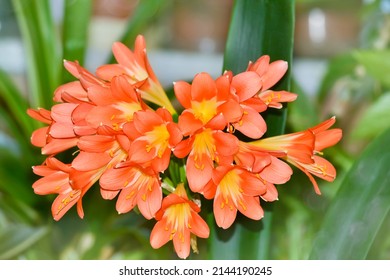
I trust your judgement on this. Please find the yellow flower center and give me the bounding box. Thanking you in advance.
[115,101,143,122]
[192,129,217,169]
[191,98,217,124]
[145,124,170,157]
[218,169,245,211]
[165,203,191,242]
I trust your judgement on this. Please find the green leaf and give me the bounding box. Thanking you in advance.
[317,53,357,103]
[288,79,319,132]
[0,225,48,259]
[354,50,390,88]
[351,92,390,139]
[12,0,61,108]
[62,0,92,82]
[0,69,36,137]
[0,147,38,206]
[209,0,295,260]
[309,127,390,259]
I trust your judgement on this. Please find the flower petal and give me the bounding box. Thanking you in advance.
[260,157,292,184]
[232,71,262,101]
[191,72,217,101]
[51,190,81,221]
[233,107,267,139]
[150,220,171,249]
[186,155,213,193]
[173,230,191,259]
[72,151,111,171]
[174,81,192,109]
[116,186,138,214]
[261,60,288,91]
[213,193,237,229]
[237,196,264,221]
[261,182,279,202]
[137,180,162,219]
[31,127,48,147]
[190,213,210,238]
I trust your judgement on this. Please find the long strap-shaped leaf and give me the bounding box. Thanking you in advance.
[62,0,92,82]
[209,0,294,259]
[12,0,61,109]
[309,127,390,259]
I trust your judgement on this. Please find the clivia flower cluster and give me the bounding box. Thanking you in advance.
[28,35,342,259]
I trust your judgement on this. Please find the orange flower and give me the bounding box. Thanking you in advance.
[74,72,146,132]
[203,166,266,229]
[247,55,297,109]
[27,33,344,259]
[96,35,176,115]
[250,117,342,194]
[233,141,293,202]
[27,106,80,155]
[173,72,242,193]
[32,157,88,220]
[128,108,182,172]
[99,161,162,219]
[150,183,209,259]
[174,72,234,135]
[225,70,268,138]
[174,129,239,193]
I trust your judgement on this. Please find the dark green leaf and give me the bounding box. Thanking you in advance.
[62,0,92,82]
[209,0,295,260]
[354,50,390,88]
[309,128,390,259]
[351,93,390,139]
[12,0,61,108]
[0,69,36,137]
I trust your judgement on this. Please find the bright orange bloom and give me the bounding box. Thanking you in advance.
[96,35,176,115]
[27,33,344,259]
[99,161,162,219]
[174,129,239,193]
[32,157,92,220]
[226,70,268,138]
[61,61,146,132]
[150,184,209,259]
[247,55,297,109]
[250,117,342,194]
[27,106,79,155]
[174,72,235,135]
[203,166,266,229]
[233,141,293,202]
[128,108,182,172]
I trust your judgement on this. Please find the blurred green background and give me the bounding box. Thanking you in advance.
[0,0,390,260]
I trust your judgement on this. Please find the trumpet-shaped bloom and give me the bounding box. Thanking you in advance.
[27,107,80,155]
[174,129,239,193]
[128,108,182,172]
[32,157,88,220]
[84,75,145,131]
[150,184,209,259]
[204,166,266,229]
[99,161,162,219]
[175,72,235,135]
[96,35,176,114]
[247,55,297,109]
[227,71,268,139]
[250,117,342,194]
